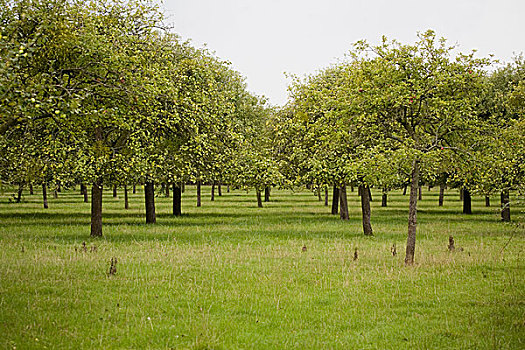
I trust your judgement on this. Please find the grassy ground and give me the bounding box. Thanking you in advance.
[0,186,523,349]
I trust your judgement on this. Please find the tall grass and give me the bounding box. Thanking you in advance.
[0,186,523,349]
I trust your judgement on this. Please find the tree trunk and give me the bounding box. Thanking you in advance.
[16,184,23,203]
[317,188,322,201]
[211,182,215,201]
[182,183,185,193]
[218,183,222,196]
[324,187,328,206]
[133,185,136,194]
[165,182,170,197]
[113,184,117,198]
[29,183,34,195]
[227,184,230,193]
[90,181,103,237]
[438,182,445,207]
[196,181,201,207]
[403,185,407,195]
[350,185,354,192]
[173,183,182,216]
[381,189,387,207]
[339,184,349,220]
[124,185,129,209]
[145,182,156,224]
[463,189,472,214]
[418,185,422,201]
[42,183,48,209]
[264,186,270,202]
[57,182,61,192]
[485,196,490,207]
[460,188,464,201]
[405,159,420,266]
[81,183,88,203]
[367,187,372,202]
[331,185,339,215]
[360,185,373,235]
[53,189,58,199]
[256,189,263,208]
[501,190,510,222]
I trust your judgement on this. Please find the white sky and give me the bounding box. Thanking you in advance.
[163,0,525,106]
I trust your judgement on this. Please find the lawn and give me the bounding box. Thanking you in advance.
[0,186,523,349]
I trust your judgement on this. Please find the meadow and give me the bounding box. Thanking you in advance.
[0,186,523,349]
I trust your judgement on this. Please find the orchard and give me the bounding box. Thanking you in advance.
[0,1,523,348]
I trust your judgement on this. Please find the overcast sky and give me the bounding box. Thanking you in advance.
[163,0,525,106]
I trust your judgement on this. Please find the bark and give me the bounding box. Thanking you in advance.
[144,182,156,224]
[368,187,373,202]
[418,185,422,201]
[42,183,48,209]
[29,183,34,195]
[196,181,202,207]
[339,184,349,220]
[438,182,445,207]
[381,189,388,207]
[360,185,373,235]
[256,189,263,208]
[485,196,490,207]
[218,183,222,196]
[173,183,182,216]
[124,185,129,209]
[501,190,510,222]
[324,187,329,206]
[264,186,270,202]
[405,159,420,266]
[331,185,339,215]
[112,184,117,198]
[90,180,103,237]
[16,184,23,203]
[462,189,472,214]
[211,182,215,201]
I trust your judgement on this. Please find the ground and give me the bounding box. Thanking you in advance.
[0,186,523,349]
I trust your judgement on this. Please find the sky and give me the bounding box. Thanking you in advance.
[163,0,525,106]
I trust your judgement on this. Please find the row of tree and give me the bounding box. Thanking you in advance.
[1,1,523,265]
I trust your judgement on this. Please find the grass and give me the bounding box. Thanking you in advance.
[0,186,524,349]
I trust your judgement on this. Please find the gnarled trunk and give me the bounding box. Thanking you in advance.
[173,183,182,216]
[90,180,103,237]
[339,184,349,221]
[360,185,373,235]
[331,185,339,215]
[405,159,420,265]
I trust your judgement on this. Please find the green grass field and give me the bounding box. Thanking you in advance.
[0,186,523,349]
